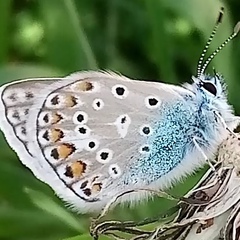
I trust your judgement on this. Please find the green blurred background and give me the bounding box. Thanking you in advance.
[0,0,240,239]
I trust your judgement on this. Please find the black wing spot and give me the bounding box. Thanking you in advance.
[116,87,125,96]
[79,127,87,134]
[149,98,158,106]
[100,152,109,160]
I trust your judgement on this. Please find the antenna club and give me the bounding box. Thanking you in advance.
[217,7,224,24]
[234,22,240,35]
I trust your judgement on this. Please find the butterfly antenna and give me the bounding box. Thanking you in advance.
[196,7,224,78]
[200,21,240,76]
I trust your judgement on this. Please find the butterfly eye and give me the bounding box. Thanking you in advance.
[201,81,217,96]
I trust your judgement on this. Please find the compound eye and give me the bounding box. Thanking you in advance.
[201,82,217,96]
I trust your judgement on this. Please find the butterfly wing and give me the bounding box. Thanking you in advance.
[0,71,192,212]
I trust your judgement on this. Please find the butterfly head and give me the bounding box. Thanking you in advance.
[192,73,226,99]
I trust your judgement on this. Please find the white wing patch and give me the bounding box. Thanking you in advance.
[113,114,131,138]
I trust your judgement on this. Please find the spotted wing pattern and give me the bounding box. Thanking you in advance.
[0,71,190,212]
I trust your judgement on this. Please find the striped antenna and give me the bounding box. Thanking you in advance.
[196,7,224,78]
[200,21,240,76]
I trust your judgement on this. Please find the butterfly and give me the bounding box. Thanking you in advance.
[0,8,239,214]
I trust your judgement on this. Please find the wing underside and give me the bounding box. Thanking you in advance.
[0,71,191,212]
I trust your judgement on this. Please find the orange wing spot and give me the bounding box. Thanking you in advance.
[64,95,78,107]
[57,143,76,159]
[64,160,87,178]
[91,183,102,194]
[50,128,64,142]
[76,81,93,91]
[51,112,63,124]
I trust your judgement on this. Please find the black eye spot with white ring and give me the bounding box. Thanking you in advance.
[74,125,91,138]
[112,84,129,99]
[96,148,113,163]
[92,98,104,110]
[73,111,88,124]
[85,139,99,152]
[145,96,161,109]
[140,145,150,154]
[139,124,152,136]
[200,81,217,96]
[89,141,95,148]
[108,164,122,178]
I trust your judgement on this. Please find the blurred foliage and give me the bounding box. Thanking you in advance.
[0,0,240,239]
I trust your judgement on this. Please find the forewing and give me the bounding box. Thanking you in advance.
[0,71,190,212]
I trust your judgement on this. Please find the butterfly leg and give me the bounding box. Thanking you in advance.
[192,137,216,172]
[214,111,240,139]
[192,137,226,195]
